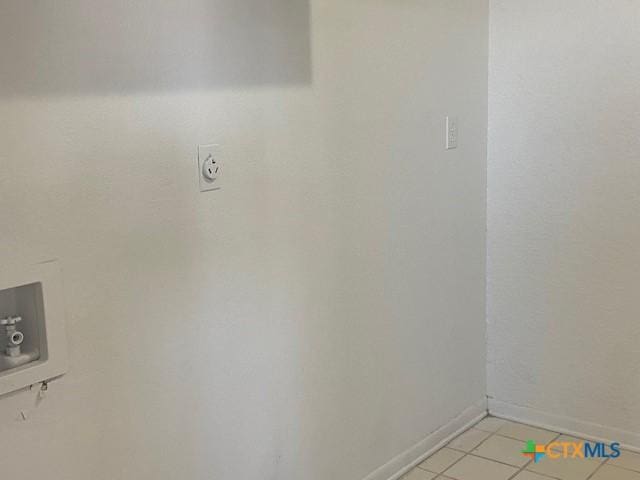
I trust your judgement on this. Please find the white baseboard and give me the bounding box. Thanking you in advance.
[489,398,640,453]
[362,399,488,480]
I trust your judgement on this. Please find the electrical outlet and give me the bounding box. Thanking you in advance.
[198,144,222,192]
[446,116,458,150]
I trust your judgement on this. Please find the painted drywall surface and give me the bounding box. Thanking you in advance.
[0,1,488,479]
[0,0,312,94]
[488,1,640,436]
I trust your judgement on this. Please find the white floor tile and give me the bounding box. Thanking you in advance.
[403,468,436,480]
[443,454,518,480]
[420,418,637,480]
[472,434,531,467]
[554,434,588,445]
[474,416,507,433]
[418,448,465,474]
[512,471,556,480]
[447,428,492,452]
[497,421,558,444]
[591,465,640,480]
[527,455,601,480]
[609,450,640,473]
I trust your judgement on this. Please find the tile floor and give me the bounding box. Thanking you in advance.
[401,416,640,480]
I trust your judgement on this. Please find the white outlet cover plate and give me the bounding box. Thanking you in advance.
[198,144,222,192]
[0,260,68,397]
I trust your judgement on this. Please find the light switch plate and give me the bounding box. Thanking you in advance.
[446,116,458,150]
[198,144,222,192]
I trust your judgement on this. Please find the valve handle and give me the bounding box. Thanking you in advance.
[0,316,22,326]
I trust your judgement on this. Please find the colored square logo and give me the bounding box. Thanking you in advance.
[522,440,546,463]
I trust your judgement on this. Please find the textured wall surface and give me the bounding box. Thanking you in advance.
[0,1,488,479]
[488,0,640,440]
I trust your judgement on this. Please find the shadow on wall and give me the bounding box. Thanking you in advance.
[0,0,311,96]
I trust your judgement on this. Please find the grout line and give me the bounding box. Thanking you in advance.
[505,432,562,480]
[473,415,507,434]
[494,432,558,444]
[423,430,563,480]
[602,463,640,476]
[584,456,610,480]
[446,430,494,454]
[467,452,529,469]
[471,430,496,451]
[505,458,533,480]
[469,431,536,468]
[428,449,472,478]
[420,422,638,480]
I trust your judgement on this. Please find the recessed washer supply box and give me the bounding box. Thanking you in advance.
[0,261,68,397]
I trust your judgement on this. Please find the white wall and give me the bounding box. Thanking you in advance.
[0,1,489,479]
[488,1,640,445]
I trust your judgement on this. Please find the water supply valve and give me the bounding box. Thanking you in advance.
[1,316,24,357]
[0,261,68,396]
